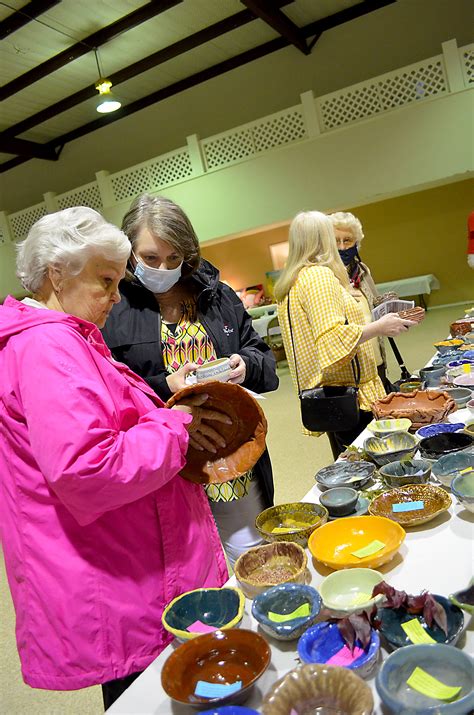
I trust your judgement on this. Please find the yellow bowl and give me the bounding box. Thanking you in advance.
[308,515,405,570]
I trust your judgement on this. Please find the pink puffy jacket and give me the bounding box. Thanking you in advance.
[0,297,227,690]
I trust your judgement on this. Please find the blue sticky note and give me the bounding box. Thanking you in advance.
[392,500,424,512]
[194,680,243,698]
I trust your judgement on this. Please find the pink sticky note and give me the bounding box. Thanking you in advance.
[187,620,217,634]
[326,645,364,666]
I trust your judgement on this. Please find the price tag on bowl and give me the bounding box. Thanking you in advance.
[407,667,461,701]
[194,680,242,698]
[392,501,424,512]
[401,618,436,644]
[351,540,385,558]
[268,603,310,622]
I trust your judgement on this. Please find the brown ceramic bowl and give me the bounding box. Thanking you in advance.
[369,484,451,527]
[161,628,271,708]
[371,390,456,431]
[261,664,374,715]
[234,541,308,599]
[166,381,267,484]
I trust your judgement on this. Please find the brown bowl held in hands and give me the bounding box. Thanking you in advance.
[371,390,456,431]
[234,541,308,599]
[369,484,452,527]
[161,628,271,708]
[261,664,374,715]
[166,381,267,484]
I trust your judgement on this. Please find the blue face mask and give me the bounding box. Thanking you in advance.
[338,245,359,266]
[133,255,183,293]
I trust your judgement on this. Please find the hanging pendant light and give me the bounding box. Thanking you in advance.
[94,49,121,114]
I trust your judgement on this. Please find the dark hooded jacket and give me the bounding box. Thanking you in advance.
[102,259,279,506]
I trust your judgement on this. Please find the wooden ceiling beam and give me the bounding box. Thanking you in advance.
[0,136,58,160]
[240,0,309,55]
[0,0,182,102]
[0,0,61,40]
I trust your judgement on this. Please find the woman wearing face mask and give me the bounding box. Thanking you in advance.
[102,194,279,567]
[329,211,391,392]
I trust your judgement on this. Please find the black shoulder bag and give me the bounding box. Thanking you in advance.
[287,293,361,432]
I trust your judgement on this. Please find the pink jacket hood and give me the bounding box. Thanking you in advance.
[0,297,227,690]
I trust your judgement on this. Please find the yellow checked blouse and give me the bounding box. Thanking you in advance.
[277,266,385,429]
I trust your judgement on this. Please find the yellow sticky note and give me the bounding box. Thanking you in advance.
[463,363,471,373]
[268,603,311,622]
[350,592,372,606]
[272,526,297,534]
[459,467,473,475]
[401,618,436,644]
[407,667,462,701]
[351,540,386,558]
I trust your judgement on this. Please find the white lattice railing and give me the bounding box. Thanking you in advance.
[8,202,48,242]
[110,146,193,204]
[56,181,103,212]
[1,39,472,244]
[201,105,307,171]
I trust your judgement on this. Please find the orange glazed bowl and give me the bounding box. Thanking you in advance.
[308,515,405,570]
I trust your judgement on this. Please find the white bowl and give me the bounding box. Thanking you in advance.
[195,357,231,383]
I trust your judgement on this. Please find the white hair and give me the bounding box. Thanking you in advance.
[16,207,131,293]
[328,211,364,246]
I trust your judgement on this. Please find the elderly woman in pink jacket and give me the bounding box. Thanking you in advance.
[0,207,229,709]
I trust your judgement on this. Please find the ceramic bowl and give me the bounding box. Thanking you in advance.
[196,357,231,383]
[446,359,474,368]
[372,390,457,431]
[319,487,358,517]
[308,515,405,570]
[201,707,259,715]
[399,380,423,393]
[166,382,267,485]
[418,432,473,460]
[468,398,474,416]
[161,629,271,708]
[327,495,370,520]
[369,484,451,527]
[378,459,432,487]
[434,339,464,354]
[378,595,464,650]
[297,622,380,678]
[433,350,466,366]
[454,373,474,388]
[255,502,328,547]
[444,387,473,408]
[415,422,465,439]
[446,363,474,382]
[234,541,308,599]
[261,664,374,715]
[450,578,474,615]
[315,461,375,490]
[161,587,245,642]
[431,452,474,487]
[363,431,418,466]
[464,420,474,437]
[450,319,473,336]
[419,365,447,387]
[376,644,474,714]
[451,472,474,512]
[464,332,474,344]
[319,568,384,614]
[251,583,322,641]
[366,418,412,437]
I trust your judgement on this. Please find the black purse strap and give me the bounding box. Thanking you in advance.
[286,289,361,394]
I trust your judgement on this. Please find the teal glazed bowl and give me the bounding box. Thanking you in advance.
[363,431,418,466]
[315,461,375,490]
[432,451,474,487]
[319,487,358,517]
[379,459,431,488]
[376,644,474,714]
[378,595,464,650]
[251,583,322,641]
[255,502,328,547]
[451,472,474,513]
[162,587,245,642]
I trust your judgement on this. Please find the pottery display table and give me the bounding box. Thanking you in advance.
[249,304,278,339]
[108,425,473,714]
[375,274,440,309]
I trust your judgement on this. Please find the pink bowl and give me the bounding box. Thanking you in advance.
[453,374,474,388]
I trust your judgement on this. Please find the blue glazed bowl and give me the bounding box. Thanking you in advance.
[415,422,465,439]
[432,451,474,487]
[376,644,474,714]
[251,583,321,641]
[446,359,474,369]
[378,595,464,650]
[297,621,380,678]
[162,587,245,642]
[451,472,474,513]
[315,461,375,490]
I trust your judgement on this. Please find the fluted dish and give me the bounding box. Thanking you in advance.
[369,484,451,527]
[371,390,456,431]
[363,431,418,466]
[261,664,374,715]
[234,541,308,599]
[255,502,328,547]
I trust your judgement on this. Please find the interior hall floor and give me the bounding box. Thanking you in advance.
[1,301,472,714]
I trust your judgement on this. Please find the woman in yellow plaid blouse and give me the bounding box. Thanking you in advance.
[275,211,417,458]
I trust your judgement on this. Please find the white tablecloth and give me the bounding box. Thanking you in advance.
[109,423,474,714]
[375,274,440,298]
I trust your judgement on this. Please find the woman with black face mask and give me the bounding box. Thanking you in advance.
[329,212,391,393]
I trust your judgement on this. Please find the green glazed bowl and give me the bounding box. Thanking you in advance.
[363,431,418,466]
[450,578,474,614]
[319,568,384,614]
[255,502,328,547]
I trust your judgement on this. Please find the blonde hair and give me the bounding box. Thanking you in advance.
[274,211,350,302]
[328,211,364,246]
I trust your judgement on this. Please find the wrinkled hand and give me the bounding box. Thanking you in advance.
[171,393,231,453]
[376,313,417,337]
[228,353,246,385]
[166,363,199,393]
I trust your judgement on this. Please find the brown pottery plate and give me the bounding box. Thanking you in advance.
[369,484,451,527]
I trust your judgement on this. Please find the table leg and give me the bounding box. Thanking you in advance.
[419,294,427,310]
